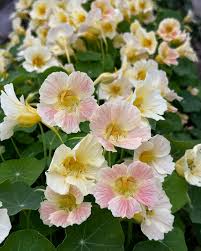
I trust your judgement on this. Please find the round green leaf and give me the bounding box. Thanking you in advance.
[57,207,124,251]
[0,158,45,185]
[162,227,187,251]
[0,181,43,215]
[133,241,171,251]
[163,172,188,213]
[0,230,55,251]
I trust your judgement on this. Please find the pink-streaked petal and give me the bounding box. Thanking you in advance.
[67,71,94,98]
[54,110,80,134]
[49,210,70,228]
[108,196,141,219]
[68,202,91,225]
[135,180,159,208]
[79,97,98,121]
[39,201,58,226]
[93,183,115,208]
[128,161,154,180]
[69,186,84,204]
[39,72,69,105]
[44,186,60,202]
[99,164,127,183]
[37,103,58,126]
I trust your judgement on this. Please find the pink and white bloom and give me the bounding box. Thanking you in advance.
[134,192,174,240]
[157,42,179,66]
[39,186,91,228]
[90,100,151,152]
[134,135,175,181]
[93,161,160,218]
[46,134,105,196]
[157,18,185,42]
[0,83,40,141]
[37,71,97,134]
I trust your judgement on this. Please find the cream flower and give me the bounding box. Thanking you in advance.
[176,36,198,62]
[134,192,174,240]
[90,100,151,152]
[30,0,52,20]
[22,45,59,72]
[15,0,33,12]
[176,144,201,187]
[0,84,40,141]
[136,28,157,55]
[37,71,97,134]
[98,75,132,101]
[134,135,175,181]
[0,202,12,244]
[46,134,105,196]
[137,0,154,14]
[49,7,70,28]
[131,79,167,121]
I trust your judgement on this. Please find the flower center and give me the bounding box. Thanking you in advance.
[143,38,153,49]
[105,123,127,140]
[114,176,137,197]
[109,85,122,97]
[58,12,68,23]
[139,150,155,164]
[58,194,77,211]
[77,13,86,23]
[63,156,86,177]
[37,4,47,16]
[136,70,146,80]
[133,95,144,112]
[165,25,173,33]
[102,23,113,33]
[32,55,45,67]
[59,90,79,112]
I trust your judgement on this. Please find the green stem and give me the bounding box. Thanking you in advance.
[120,148,124,163]
[49,126,64,144]
[0,152,5,162]
[127,221,133,247]
[108,151,112,167]
[39,123,47,164]
[11,138,21,158]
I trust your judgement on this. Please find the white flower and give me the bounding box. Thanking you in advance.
[30,0,52,20]
[134,135,175,181]
[134,192,174,240]
[130,78,167,121]
[176,36,198,62]
[176,144,201,187]
[0,84,40,141]
[22,45,59,72]
[46,134,106,196]
[0,202,11,244]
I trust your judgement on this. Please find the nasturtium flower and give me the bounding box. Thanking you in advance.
[134,192,174,240]
[22,45,59,73]
[176,36,198,62]
[37,71,97,134]
[90,100,151,152]
[156,42,179,66]
[134,135,175,181]
[0,83,40,141]
[176,144,201,187]
[30,0,51,20]
[46,134,105,195]
[0,202,11,244]
[39,186,91,228]
[93,161,159,218]
[130,80,167,121]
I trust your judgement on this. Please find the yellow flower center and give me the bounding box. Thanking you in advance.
[136,70,146,80]
[59,90,79,112]
[143,38,153,49]
[133,95,144,112]
[63,156,86,177]
[114,176,137,197]
[32,55,45,67]
[109,85,122,97]
[57,193,77,211]
[139,150,155,164]
[37,4,47,16]
[105,123,127,140]
[77,13,86,23]
[139,1,146,10]
[102,23,113,33]
[165,25,173,33]
[127,49,137,62]
[58,12,68,23]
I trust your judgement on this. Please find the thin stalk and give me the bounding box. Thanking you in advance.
[39,123,47,164]
[11,138,21,158]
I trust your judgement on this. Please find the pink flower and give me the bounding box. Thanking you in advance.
[93,161,160,219]
[90,100,151,152]
[39,186,91,228]
[37,71,97,133]
[157,42,179,66]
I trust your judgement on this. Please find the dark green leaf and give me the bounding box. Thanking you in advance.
[189,186,201,224]
[76,51,102,61]
[57,207,124,251]
[163,227,187,251]
[133,241,171,251]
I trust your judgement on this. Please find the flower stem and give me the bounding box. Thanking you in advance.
[39,123,47,164]
[11,138,21,158]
